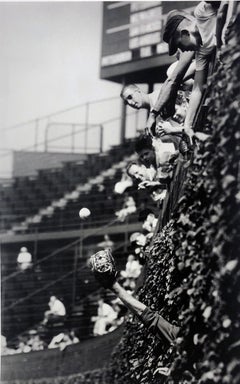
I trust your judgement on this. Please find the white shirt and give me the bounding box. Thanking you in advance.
[49,299,66,316]
[194,1,217,71]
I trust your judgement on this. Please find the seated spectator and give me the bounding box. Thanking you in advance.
[130,232,147,248]
[16,338,31,354]
[42,295,66,325]
[91,298,118,336]
[115,194,137,222]
[121,254,142,280]
[142,213,158,233]
[97,234,114,250]
[121,254,142,290]
[69,330,79,344]
[161,2,229,140]
[27,331,45,351]
[48,330,78,351]
[17,247,32,271]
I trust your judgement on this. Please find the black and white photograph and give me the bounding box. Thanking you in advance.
[1,1,240,383]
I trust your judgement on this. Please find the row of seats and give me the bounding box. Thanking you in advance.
[0,140,136,232]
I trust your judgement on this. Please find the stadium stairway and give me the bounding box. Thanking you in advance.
[0,139,136,234]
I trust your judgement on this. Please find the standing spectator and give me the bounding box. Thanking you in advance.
[42,295,66,325]
[17,247,32,271]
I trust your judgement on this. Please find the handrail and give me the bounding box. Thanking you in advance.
[2,95,120,132]
[0,112,139,160]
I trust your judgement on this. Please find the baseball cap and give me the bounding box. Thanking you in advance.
[163,10,189,56]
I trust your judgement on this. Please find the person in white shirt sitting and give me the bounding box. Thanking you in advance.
[17,247,32,271]
[42,295,66,325]
[91,298,117,336]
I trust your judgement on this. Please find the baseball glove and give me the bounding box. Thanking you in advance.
[89,249,117,289]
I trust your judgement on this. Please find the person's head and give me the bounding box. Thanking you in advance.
[120,84,149,109]
[135,134,156,168]
[127,254,135,262]
[172,92,188,123]
[98,298,104,306]
[127,162,148,182]
[49,295,56,305]
[163,10,201,56]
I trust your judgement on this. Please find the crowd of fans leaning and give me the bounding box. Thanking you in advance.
[1,2,237,378]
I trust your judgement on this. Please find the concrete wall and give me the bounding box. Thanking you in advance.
[12,151,88,177]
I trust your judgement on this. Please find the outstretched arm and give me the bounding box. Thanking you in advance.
[111,282,180,343]
[152,51,194,116]
[111,281,146,317]
[146,51,194,133]
[183,68,207,136]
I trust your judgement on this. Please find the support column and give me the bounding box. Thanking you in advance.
[120,77,127,144]
[147,83,154,119]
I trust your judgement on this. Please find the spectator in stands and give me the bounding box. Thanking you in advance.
[129,232,148,262]
[120,254,142,290]
[17,247,32,271]
[91,298,118,336]
[48,330,79,351]
[108,299,125,332]
[115,194,137,222]
[142,212,158,234]
[27,331,45,351]
[42,295,66,325]
[160,2,229,141]
[97,234,114,250]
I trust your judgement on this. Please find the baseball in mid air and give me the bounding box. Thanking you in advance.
[79,207,91,219]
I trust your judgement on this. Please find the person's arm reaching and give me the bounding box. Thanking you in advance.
[111,281,146,317]
[146,51,194,134]
[183,68,207,137]
[111,282,179,343]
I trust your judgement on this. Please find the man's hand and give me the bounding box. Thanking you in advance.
[145,113,156,136]
[89,249,117,289]
[156,121,177,136]
[138,180,160,189]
